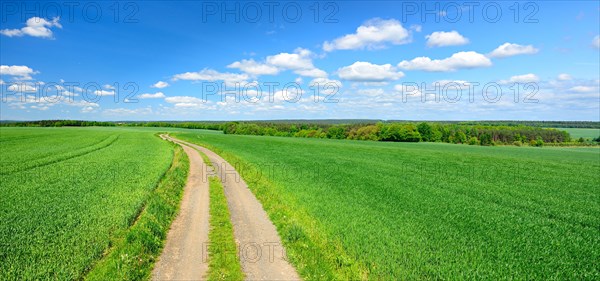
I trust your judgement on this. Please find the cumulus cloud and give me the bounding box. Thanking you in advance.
[93,90,115,96]
[499,73,540,84]
[1,17,62,38]
[488,43,539,58]
[568,86,598,93]
[151,81,169,88]
[309,77,341,86]
[7,83,38,93]
[432,80,474,90]
[294,68,328,78]
[227,48,327,78]
[425,31,469,47]
[337,61,404,82]
[323,18,410,51]
[557,73,572,81]
[5,93,100,112]
[138,92,166,99]
[104,107,153,115]
[172,69,249,85]
[163,95,215,109]
[0,65,38,80]
[593,35,600,49]
[227,59,280,76]
[398,51,492,72]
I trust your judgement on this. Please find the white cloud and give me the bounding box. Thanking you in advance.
[165,96,204,104]
[93,90,115,96]
[0,17,62,38]
[266,48,314,70]
[499,73,539,84]
[433,80,474,90]
[138,92,166,99]
[593,35,600,49]
[81,106,96,113]
[398,51,492,72]
[394,84,423,99]
[488,43,539,58]
[356,88,385,96]
[0,79,4,85]
[309,77,342,86]
[425,31,469,47]
[103,84,115,90]
[151,81,169,88]
[568,86,598,93]
[228,49,327,78]
[7,83,37,92]
[164,95,214,109]
[338,61,404,81]
[5,93,100,112]
[104,107,153,115]
[265,48,327,78]
[172,69,249,85]
[557,73,572,81]
[227,59,280,76]
[0,65,38,80]
[294,68,328,78]
[323,18,410,51]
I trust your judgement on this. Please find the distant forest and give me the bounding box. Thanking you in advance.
[2,119,599,146]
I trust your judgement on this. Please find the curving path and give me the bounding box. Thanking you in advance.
[151,135,210,280]
[161,135,300,281]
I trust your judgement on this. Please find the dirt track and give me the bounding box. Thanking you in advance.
[151,137,210,280]
[162,135,300,281]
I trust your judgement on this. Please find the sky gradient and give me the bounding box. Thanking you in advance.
[1,1,599,121]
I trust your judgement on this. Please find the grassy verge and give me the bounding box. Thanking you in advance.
[85,143,189,280]
[175,133,367,280]
[207,176,244,281]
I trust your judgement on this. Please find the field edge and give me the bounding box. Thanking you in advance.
[84,139,189,280]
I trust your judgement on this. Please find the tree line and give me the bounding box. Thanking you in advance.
[221,122,577,146]
[3,120,598,146]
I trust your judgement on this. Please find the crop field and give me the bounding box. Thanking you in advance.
[0,127,174,279]
[558,128,600,140]
[175,130,600,279]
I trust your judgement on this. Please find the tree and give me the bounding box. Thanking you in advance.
[417,122,433,142]
[327,125,346,139]
[454,131,467,144]
[480,133,492,146]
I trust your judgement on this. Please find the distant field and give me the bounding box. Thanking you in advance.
[175,131,600,279]
[559,128,600,139]
[0,127,173,279]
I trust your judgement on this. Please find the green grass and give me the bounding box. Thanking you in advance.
[207,176,244,281]
[0,127,175,279]
[85,143,189,280]
[189,144,244,281]
[558,127,600,140]
[174,131,600,280]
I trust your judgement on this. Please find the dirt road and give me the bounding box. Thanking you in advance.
[151,136,210,280]
[164,135,301,281]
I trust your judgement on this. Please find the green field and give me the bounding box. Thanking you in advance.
[1,127,599,279]
[175,130,600,279]
[558,128,600,140]
[0,127,174,279]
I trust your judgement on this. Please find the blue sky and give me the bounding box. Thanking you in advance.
[1,1,599,121]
